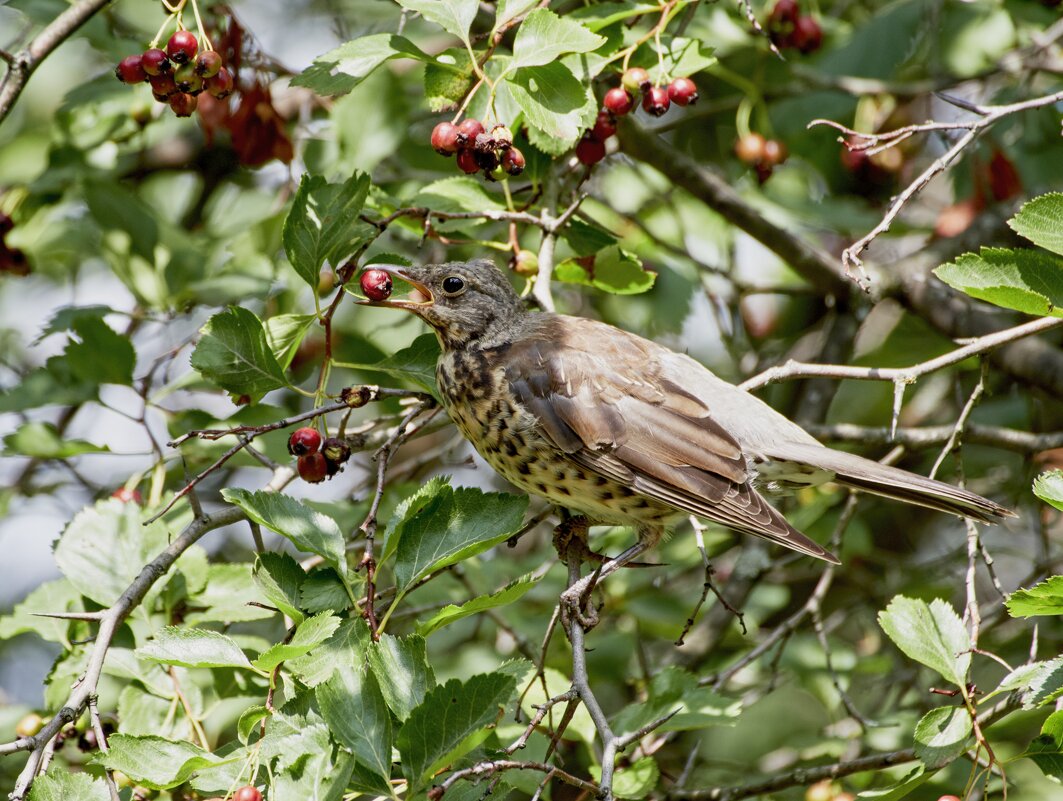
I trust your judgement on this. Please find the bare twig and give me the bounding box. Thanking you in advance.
[802,422,1063,454]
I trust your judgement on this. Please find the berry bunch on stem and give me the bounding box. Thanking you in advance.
[734,132,788,183]
[767,0,823,54]
[288,426,351,483]
[431,119,526,181]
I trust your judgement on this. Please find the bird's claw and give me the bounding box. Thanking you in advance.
[560,579,600,631]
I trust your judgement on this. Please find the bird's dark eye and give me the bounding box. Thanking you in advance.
[442,275,466,295]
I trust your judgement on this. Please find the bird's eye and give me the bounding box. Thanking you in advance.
[441,275,466,295]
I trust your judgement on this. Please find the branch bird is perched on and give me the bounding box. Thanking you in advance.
[363,259,1014,615]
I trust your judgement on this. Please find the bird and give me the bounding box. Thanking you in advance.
[362,259,1014,605]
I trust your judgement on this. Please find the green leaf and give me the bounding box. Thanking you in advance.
[283,173,373,289]
[560,217,618,257]
[0,356,98,412]
[96,734,223,790]
[36,304,113,342]
[506,62,597,152]
[510,9,605,68]
[414,175,507,214]
[3,421,108,458]
[590,757,659,800]
[416,573,540,636]
[237,705,269,744]
[64,316,136,386]
[341,333,441,397]
[0,578,84,645]
[1020,710,1063,782]
[183,562,275,626]
[913,706,971,769]
[556,246,656,294]
[252,612,342,671]
[381,476,451,567]
[222,488,348,574]
[84,181,158,263]
[1034,470,1063,513]
[1008,192,1063,256]
[494,0,539,32]
[137,626,253,669]
[190,307,289,403]
[389,483,528,595]
[1026,657,1063,708]
[292,33,431,96]
[265,314,318,371]
[368,632,436,720]
[396,672,516,789]
[395,0,480,45]
[317,665,394,784]
[612,666,740,735]
[299,567,355,615]
[933,248,1063,317]
[424,48,475,112]
[877,596,971,687]
[1007,575,1063,617]
[27,770,109,801]
[857,765,931,799]
[254,551,306,624]
[289,618,371,688]
[632,35,716,84]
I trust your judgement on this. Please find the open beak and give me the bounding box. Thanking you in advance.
[355,265,434,311]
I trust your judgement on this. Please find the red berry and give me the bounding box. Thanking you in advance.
[734,132,766,165]
[770,0,800,26]
[194,50,223,78]
[115,55,146,84]
[641,86,670,117]
[513,249,538,277]
[169,92,198,117]
[456,148,480,174]
[791,16,822,53]
[761,139,788,167]
[456,118,484,144]
[322,437,351,465]
[621,67,651,94]
[431,121,460,155]
[141,48,172,76]
[298,452,328,484]
[575,136,606,165]
[149,73,178,99]
[936,797,962,801]
[288,427,322,457]
[173,63,203,94]
[359,269,393,301]
[473,147,499,172]
[501,147,526,176]
[667,77,699,106]
[590,110,616,141]
[205,68,234,99]
[603,87,634,116]
[472,132,496,153]
[111,487,143,504]
[166,30,198,65]
[234,787,263,801]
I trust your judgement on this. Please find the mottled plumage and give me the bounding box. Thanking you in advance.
[365,259,1014,566]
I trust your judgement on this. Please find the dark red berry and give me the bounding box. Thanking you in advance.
[194,50,223,78]
[167,30,198,65]
[321,437,351,475]
[501,147,526,176]
[141,48,172,76]
[770,0,799,27]
[149,73,177,99]
[359,269,393,301]
[575,136,606,165]
[603,87,634,116]
[761,139,788,167]
[791,16,822,53]
[456,148,480,174]
[590,110,616,141]
[233,787,263,801]
[111,487,143,504]
[641,86,670,116]
[169,92,198,117]
[734,132,766,165]
[288,427,322,457]
[173,63,203,94]
[115,55,146,84]
[298,452,328,484]
[667,77,699,106]
[77,730,99,752]
[473,147,499,172]
[456,118,485,144]
[0,214,14,235]
[472,132,496,153]
[621,67,651,94]
[490,125,513,149]
[431,121,460,155]
[205,68,234,99]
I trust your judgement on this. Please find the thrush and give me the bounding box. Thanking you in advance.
[363,259,1014,597]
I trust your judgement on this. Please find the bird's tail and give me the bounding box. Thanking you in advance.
[766,441,1016,525]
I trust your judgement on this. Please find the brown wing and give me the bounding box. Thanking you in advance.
[502,317,838,563]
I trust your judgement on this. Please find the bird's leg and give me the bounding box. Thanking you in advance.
[558,526,657,631]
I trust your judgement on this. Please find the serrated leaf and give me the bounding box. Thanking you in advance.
[289,617,371,687]
[414,175,507,214]
[0,578,84,646]
[1034,470,1063,513]
[934,248,1063,317]
[381,476,451,567]
[569,3,661,31]
[397,672,516,789]
[183,562,275,626]
[265,314,317,371]
[137,626,252,669]
[631,35,716,84]
[1020,710,1063,782]
[27,770,109,801]
[877,596,971,687]
[590,757,659,800]
[1027,657,1063,708]
[65,316,136,386]
[556,246,656,294]
[253,612,342,671]
[222,488,348,575]
[510,9,605,68]
[494,0,539,32]
[913,706,971,768]
[416,574,540,636]
[507,62,597,151]
[1009,192,1063,256]
[292,33,431,96]
[283,173,373,289]
[3,421,108,458]
[1007,576,1063,617]
[299,567,354,615]
[368,632,436,720]
[254,551,306,624]
[339,333,441,397]
[96,734,225,790]
[317,665,393,783]
[560,217,618,257]
[395,0,480,45]
[35,304,112,343]
[190,307,288,403]
[424,48,474,112]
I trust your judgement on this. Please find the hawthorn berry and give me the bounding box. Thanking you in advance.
[322,437,352,465]
[194,50,223,78]
[473,147,500,172]
[804,780,835,801]
[431,121,460,155]
[288,427,322,457]
[298,452,329,484]
[590,110,617,141]
[205,67,234,99]
[513,249,538,277]
[234,787,263,801]
[491,124,513,148]
[15,713,44,738]
[141,48,172,76]
[621,67,651,94]
[761,139,788,167]
[734,132,766,165]
[667,77,698,106]
[936,797,961,801]
[115,55,146,84]
[575,136,606,165]
[111,487,143,504]
[501,146,526,176]
[770,0,799,27]
[603,87,634,116]
[456,118,485,144]
[78,729,99,752]
[167,30,199,64]
[472,132,496,153]
[791,16,822,54]
[359,269,393,301]
[174,63,203,94]
[456,148,480,174]
[169,92,198,117]
[149,73,178,99]
[0,213,12,235]
[641,86,670,117]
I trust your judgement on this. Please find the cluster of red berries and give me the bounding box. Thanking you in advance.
[205,788,261,801]
[115,30,234,117]
[431,119,526,180]
[767,0,823,54]
[734,132,788,183]
[0,213,29,276]
[359,269,393,302]
[576,68,698,165]
[288,427,351,484]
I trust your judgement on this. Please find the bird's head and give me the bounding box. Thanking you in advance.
[359,259,525,348]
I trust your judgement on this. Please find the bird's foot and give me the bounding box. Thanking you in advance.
[560,574,601,631]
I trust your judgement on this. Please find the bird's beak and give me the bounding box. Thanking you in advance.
[355,265,434,311]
